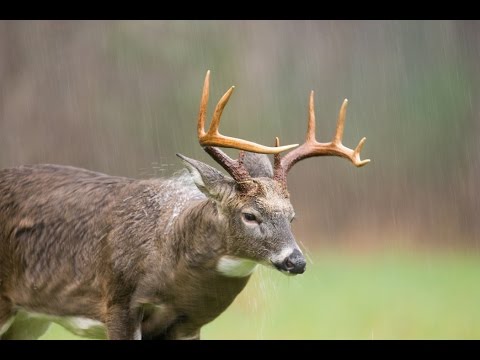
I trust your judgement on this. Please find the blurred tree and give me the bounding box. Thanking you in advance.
[0,20,478,248]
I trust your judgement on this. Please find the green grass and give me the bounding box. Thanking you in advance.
[40,251,480,340]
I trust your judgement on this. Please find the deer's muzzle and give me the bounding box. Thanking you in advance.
[273,249,306,275]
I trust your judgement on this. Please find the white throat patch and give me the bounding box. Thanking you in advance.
[216,256,258,278]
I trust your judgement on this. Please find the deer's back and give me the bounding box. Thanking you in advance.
[0,164,135,315]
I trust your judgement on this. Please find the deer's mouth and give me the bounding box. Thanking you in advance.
[270,248,306,275]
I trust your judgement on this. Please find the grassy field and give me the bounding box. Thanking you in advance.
[40,251,480,340]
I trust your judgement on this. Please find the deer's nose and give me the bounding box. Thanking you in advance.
[279,249,306,274]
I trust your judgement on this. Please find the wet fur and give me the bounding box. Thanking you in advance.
[0,153,298,339]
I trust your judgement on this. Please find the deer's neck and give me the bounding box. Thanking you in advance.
[172,198,258,278]
[173,199,227,268]
[133,181,253,331]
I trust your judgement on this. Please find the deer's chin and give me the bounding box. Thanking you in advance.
[269,261,302,276]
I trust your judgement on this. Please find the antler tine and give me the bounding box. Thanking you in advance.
[332,99,371,167]
[274,137,282,179]
[197,71,298,154]
[208,85,235,136]
[273,92,370,188]
[306,91,316,143]
[333,99,347,145]
[197,70,210,139]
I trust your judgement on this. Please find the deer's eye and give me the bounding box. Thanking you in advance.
[243,213,259,223]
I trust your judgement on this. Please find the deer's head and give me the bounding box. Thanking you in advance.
[178,71,370,276]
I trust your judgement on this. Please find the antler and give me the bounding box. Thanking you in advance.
[198,70,298,191]
[274,91,370,188]
[203,147,255,192]
[198,71,298,154]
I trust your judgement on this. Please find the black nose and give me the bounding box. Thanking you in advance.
[280,249,306,274]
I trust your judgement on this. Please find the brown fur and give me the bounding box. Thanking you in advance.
[0,152,301,340]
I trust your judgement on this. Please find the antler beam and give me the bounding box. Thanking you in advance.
[274,91,370,187]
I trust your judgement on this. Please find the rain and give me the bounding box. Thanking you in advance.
[0,20,479,339]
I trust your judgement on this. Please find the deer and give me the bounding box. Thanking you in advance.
[0,71,369,340]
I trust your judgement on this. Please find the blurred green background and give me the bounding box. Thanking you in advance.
[1,20,479,339]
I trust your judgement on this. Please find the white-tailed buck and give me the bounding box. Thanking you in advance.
[0,71,369,340]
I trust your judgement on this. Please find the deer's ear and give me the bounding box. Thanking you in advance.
[176,154,235,200]
[242,152,273,178]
